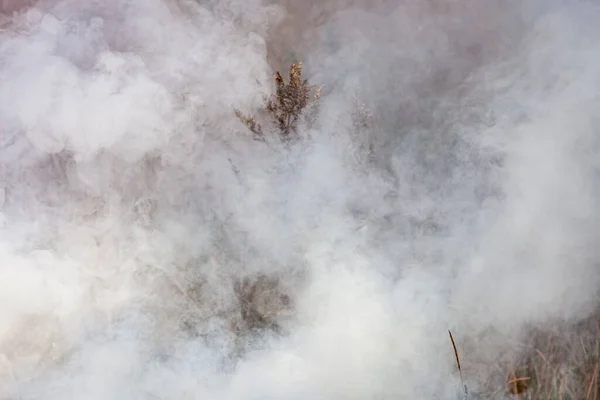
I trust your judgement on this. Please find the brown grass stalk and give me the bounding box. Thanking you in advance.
[449,330,469,399]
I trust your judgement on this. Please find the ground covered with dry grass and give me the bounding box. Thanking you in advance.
[505,309,600,399]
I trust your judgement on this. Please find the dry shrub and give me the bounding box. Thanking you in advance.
[234,61,321,143]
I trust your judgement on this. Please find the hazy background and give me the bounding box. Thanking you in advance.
[0,0,599,398]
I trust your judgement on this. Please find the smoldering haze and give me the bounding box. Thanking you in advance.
[0,0,598,398]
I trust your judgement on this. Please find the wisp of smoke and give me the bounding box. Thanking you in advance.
[0,0,599,398]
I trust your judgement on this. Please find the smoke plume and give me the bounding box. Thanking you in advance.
[0,0,599,398]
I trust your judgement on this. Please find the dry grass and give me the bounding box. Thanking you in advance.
[474,307,600,399]
[511,315,600,400]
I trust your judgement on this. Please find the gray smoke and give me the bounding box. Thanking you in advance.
[0,0,599,398]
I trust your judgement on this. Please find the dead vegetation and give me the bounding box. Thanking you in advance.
[470,307,600,399]
[176,271,294,361]
[224,274,293,359]
[232,275,292,334]
[506,312,600,400]
[234,61,321,143]
[449,330,469,400]
[234,61,379,170]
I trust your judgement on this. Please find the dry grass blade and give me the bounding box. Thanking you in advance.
[449,330,468,399]
[585,360,599,400]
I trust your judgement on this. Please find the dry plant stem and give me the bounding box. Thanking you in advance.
[507,366,530,396]
[449,330,468,400]
[233,109,265,142]
[586,363,598,400]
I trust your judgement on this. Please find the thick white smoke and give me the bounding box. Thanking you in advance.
[0,0,599,398]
